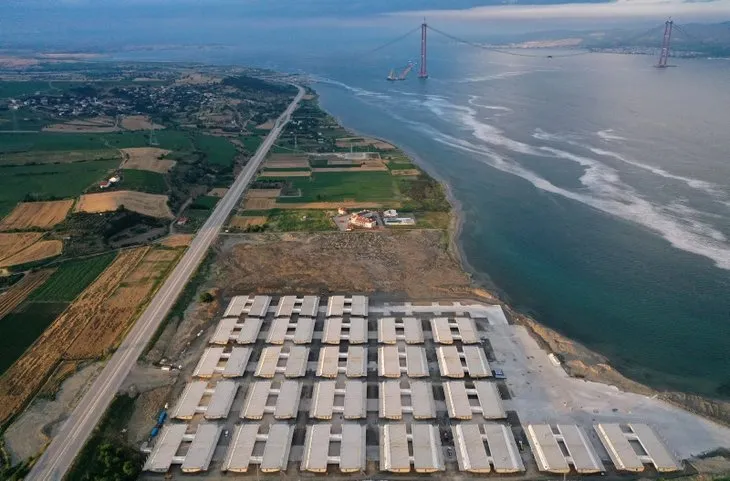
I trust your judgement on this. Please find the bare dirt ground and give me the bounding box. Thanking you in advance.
[391,169,421,176]
[228,216,268,229]
[43,116,119,133]
[259,170,311,178]
[75,191,173,218]
[3,362,103,464]
[0,200,74,230]
[245,188,281,198]
[120,115,165,131]
[243,198,276,210]
[120,147,174,173]
[335,136,396,150]
[216,231,471,298]
[0,269,54,320]
[207,187,229,198]
[265,154,310,169]
[0,233,43,263]
[256,120,275,130]
[0,239,63,268]
[159,234,194,248]
[126,385,174,444]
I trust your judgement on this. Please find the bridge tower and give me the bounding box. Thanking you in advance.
[418,20,428,79]
[657,19,673,68]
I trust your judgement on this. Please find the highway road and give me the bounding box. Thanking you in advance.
[27,85,305,481]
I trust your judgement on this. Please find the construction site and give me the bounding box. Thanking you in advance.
[136,293,730,479]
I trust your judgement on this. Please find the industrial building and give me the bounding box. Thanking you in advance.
[221,424,294,473]
[378,344,429,377]
[322,316,368,344]
[241,380,302,420]
[254,345,309,378]
[193,347,251,378]
[443,381,506,420]
[316,345,367,378]
[325,294,368,317]
[378,316,424,344]
[310,380,367,419]
[223,295,271,318]
[452,424,525,473]
[143,423,221,473]
[380,424,444,473]
[170,380,238,420]
[301,424,367,473]
[430,317,480,344]
[595,423,680,472]
[379,379,436,420]
[274,295,320,318]
[526,424,605,474]
[265,316,315,344]
[436,345,491,378]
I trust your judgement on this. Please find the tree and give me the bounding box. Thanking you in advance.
[199,291,214,303]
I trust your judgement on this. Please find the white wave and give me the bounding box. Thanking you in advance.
[596,129,626,141]
[312,76,391,100]
[404,106,730,270]
[457,71,531,83]
[467,96,513,112]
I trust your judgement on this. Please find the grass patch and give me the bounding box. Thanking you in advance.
[119,169,167,194]
[238,209,273,216]
[0,158,119,218]
[0,302,68,375]
[194,134,237,167]
[263,167,311,172]
[278,171,398,203]
[66,394,142,481]
[0,148,120,166]
[0,130,192,154]
[240,134,263,153]
[190,195,219,210]
[412,211,451,230]
[29,252,117,302]
[389,162,417,170]
[399,175,450,212]
[266,209,335,232]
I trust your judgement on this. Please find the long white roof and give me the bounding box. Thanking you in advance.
[340,423,367,472]
[301,424,330,472]
[255,346,282,378]
[293,317,315,344]
[300,295,320,317]
[193,347,225,378]
[378,317,398,344]
[181,423,221,473]
[316,346,340,378]
[224,295,249,318]
[629,423,680,472]
[171,381,207,420]
[379,380,402,419]
[248,295,271,318]
[343,380,367,419]
[436,345,464,378]
[143,423,186,472]
[527,424,570,473]
[222,424,258,472]
[431,317,454,344]
[380,423,410,472]
[350,295,368,316]
[241,380,271,420]
[453,423,524,473]
[405,345,428,377]
[222,347,251,377]
[595,423,644,472]
[347,316,368,344]
[236,317,262,344]
[326,296,345,317]
[378,345,401,378]
[322,317,343,344]
[483,424,525,473]
[444,381,472,419]
[210,317,237,345]
[260,424,294,472]
[301,423,365,473]
[266,317,289,344]
[557,424,605,473]
[463,345,491,378]
[310,380,336,419]
[411,424,444,473]
[205,380,238,419]
[346,345,367,377]
[274,380,301,419]
[402,317,424,343]
[455,317,479,343]
[284,345,309,377]
[410,380,436,419]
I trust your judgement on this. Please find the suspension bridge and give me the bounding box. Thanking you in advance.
[371,18,710,79]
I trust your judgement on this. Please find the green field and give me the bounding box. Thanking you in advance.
[278,171,398,203]
[240,135,263,153]
[190,195,219,210]
[0,159,119,218]
[0,130,192,154]
[0,148,120,166]
[0,81,74,99]
[0,302,68,376]
[29,252,116,303]
[194,134,237,167]
[266,209,335,231]
[119,169,167,194]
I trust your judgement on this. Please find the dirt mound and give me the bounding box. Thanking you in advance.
[75,191,173,218]
[0,200,74,230]
[217,230,471,299]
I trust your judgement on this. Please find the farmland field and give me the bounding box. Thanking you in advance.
[195,134,237,167]
[0,130,192,154]
[266,209,335,232]
[240,134,263,153]
[0,270,55,320]
[0,159,119,218]
[190,195,219,210]
[277,171,398,203]
[119,169,168,194]
[75,190,173,218]
[30,252,116,302]
[0,239,63,268]
[120,147,174,173]
[0,200,75,230]
[0,233,44,263]
[0,149,120,166]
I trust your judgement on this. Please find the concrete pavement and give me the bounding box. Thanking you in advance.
[27,85,305,481]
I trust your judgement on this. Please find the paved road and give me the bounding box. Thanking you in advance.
[27,85,305,481]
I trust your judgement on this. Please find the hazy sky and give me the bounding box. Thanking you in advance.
[1,0,727,49]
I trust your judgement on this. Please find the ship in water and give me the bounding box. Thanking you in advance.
[387,62,414,81]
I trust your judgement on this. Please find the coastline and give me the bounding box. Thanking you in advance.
[312,87,730,429]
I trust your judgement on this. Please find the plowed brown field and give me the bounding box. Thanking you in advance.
[0,240,63,268]
[120,147,175,173]
[0,200,74,230]
[0,270,54,320]
[0,248,148,425]
[243,198,276,210]
[75,191,173,218]
[120,115,164,131]
[0,233,43,263]
[229,216,268,229]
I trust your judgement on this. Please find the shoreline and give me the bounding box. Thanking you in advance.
[311,86,730,429]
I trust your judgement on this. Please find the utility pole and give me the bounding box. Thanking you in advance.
[418,19,429,79]
[657,18,673,68]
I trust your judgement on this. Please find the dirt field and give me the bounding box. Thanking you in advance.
[216,230,471,298]
[0,248,148,426]
[207,187,229,198]
[246,189,281,198]
[274,201,393,210]
[390,169,421,176]
[0,270,54,320]
[243,198,276,210]
[120,115,165,131]
[43,116,119,133]
[256,120,275,130]
[335,137,396,150]
[229,216,268,229]
[259,170,311,177]
[0,200,74,230]
[75,190,173,218]
[0,233,43,263]
[0,240,62,268]
[120,147,175,173]
[265,154,310,169]
[159,234,194,248]
[312,164,388,173]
